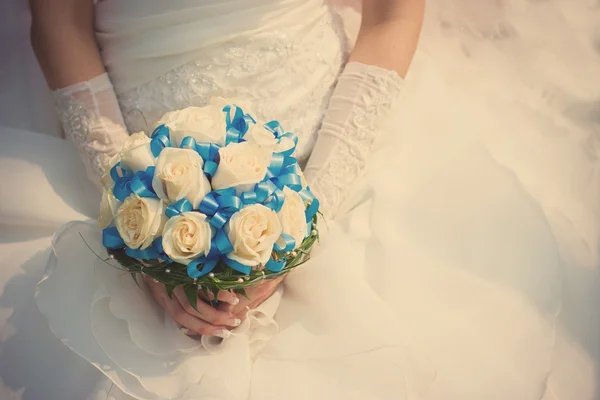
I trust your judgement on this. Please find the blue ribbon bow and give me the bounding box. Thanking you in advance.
[223,105,256,144]
[111,164,158,202]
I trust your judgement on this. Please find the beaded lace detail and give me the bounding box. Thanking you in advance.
[304,64,404,218]
[118,9,346,164]
[52,74,129,187]
[53,93,105,176]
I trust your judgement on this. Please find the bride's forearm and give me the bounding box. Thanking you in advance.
[349,0,425,78]
[30,0,130,188]
[305,1,421,219]
[30,0,104,89]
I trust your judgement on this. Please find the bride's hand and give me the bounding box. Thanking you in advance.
[218,275,286,319]
[144,275,241,337]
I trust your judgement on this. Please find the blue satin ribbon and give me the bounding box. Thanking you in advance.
[199,188,243,230]
[110,162,128,183]
[125,237,163,260]
[187,258,218,279]
[112,167,158,202]
[165,198,193,218]
[179,137,220,178]
[111,166,158,202]
[223,257,252,275]
[264,121,299,158]
[299,189,320,223]
[102,227,125,249]
[195,142,221,178]
[265,258,286,273]
[249,180,285,212]
[151,125,171,157]
[187,229,239,278]
[261,121,304,193]
[274,233,296,253]
[103,226,163,260]
[223,105,256,144]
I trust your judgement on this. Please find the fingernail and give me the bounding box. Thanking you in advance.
[213,329,231,339]
[230,296,240,305]
[228,318,241,327]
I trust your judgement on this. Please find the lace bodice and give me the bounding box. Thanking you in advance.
[116,7,346,164]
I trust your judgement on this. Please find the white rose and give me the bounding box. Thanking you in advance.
[115,194,166,250]
[100,154,121,188]
[162,212,212,265]
[98,187,121,229]
[156,102,227,147]
[244,125,299,156]
[243,124,278,153]
[211,142,271,193]
[121,131,151,153]
[152,148,211,208]
[120,132,155,173]
[277,187,308,249]
[226,204,282,266]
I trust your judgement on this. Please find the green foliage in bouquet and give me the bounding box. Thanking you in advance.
[106,214,319,308]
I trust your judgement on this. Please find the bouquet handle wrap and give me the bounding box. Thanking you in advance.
[52,73,130,188]
[304,62,404,220]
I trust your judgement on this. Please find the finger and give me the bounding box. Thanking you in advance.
[174,287,241,328]
[235,297,268,321]
[217,301,236,314]
[145,276,168,307]
[197,290,239,306]
[216,290,240,314]
[217,290,240,306]
[162,294,230,338]
[235,305,252,322]
[232,277,285,318]
[144,279,231,337]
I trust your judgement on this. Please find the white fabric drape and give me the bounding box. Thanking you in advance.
[95,0,328,93]
[0,1,599,399]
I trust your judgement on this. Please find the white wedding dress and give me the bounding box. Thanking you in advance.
[1,0,600,399]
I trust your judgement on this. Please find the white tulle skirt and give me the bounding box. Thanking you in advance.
[2,2,600,397]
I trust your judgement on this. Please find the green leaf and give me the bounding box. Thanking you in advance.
[183,285,200,312]
[200,285,211,301]
[131,273,141,288]
[234,287,250,301]
[165,284,176,300]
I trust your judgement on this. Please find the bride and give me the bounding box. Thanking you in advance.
[0,0,598,399]
[30,0,423,341]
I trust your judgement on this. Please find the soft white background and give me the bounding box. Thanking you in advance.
[0,0,599,399]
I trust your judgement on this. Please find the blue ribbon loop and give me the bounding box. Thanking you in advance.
[265,258,286,273]
[102,227,125,249]
[223,105,256,144]
[274,233,296,253]
[123,237,163,260]
[196,142,221,161]
[187,258,218,279]
[198,189,242,230]
[112,167,158,202]
[151,125,171,157]
[165,198,193,218]
[299,189,320,222]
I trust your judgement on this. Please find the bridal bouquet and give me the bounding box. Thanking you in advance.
[98,100,320,307]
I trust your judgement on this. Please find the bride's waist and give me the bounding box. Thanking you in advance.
[99,1,343,94]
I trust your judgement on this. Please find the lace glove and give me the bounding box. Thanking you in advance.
[303,62,404,220]
[52,73,130,188]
